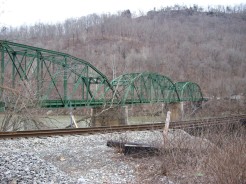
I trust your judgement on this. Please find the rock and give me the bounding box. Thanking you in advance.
[59,156,66,161]
[8,179,17,184]
[77,177,88,183]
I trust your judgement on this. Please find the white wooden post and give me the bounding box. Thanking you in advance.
[70,112,78,128]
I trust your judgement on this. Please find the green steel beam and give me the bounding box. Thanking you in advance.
[63,57,68,102]
[11,52,16,88]
[0,48,4,96]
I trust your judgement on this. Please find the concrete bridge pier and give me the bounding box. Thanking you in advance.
[91,106,127,127]
[168,102,184,121]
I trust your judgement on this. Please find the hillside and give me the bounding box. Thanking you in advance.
[1,5,246,98]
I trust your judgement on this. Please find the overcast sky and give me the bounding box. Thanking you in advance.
[0,0,245,27]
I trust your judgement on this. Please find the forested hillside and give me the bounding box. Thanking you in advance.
[1,5,246,98]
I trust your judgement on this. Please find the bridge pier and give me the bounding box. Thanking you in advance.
[91,106,127,127]
[168,102,184,121]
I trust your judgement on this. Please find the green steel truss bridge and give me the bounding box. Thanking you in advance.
[0,40,203,108]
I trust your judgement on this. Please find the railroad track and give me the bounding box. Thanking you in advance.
[0,115,245,139]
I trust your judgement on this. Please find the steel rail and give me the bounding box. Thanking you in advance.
[0,115,245,139]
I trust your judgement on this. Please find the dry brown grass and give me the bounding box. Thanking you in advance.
[131,124,246,184]
[203,125,246,184]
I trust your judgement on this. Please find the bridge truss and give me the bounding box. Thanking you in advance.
[0,40,115,108]
[109,72,180,104]
[0,40,204,109]
[175,82,203,102]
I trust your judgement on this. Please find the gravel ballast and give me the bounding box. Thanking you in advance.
[0,151,76,184]
[0,130,210,183]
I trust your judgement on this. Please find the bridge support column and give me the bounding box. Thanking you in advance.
[168,102,184,121]
[91,106,127,127]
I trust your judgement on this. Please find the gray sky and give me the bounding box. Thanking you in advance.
[0,0,245,27]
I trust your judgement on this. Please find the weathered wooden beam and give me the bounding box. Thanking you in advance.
[123,143,160,156]
[106,140,126,148]
[107,140,160,156]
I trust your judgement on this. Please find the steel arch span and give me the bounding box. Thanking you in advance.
[174,82,203,102]
[109,72,180,105]
[0,40,204,109]
[0,40,115,108]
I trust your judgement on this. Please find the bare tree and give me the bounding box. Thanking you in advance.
[0,81,49,131]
